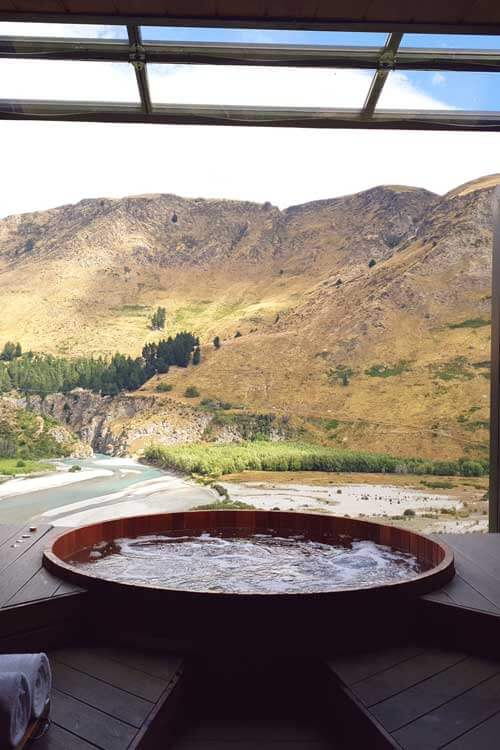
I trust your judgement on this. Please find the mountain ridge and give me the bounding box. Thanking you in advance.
[0,175,495,460]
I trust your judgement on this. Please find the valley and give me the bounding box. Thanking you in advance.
[0,174,495,461]
[0,173,496,532]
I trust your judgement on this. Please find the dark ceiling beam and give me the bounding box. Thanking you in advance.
[1,99,499,131]
[1,11,500,35]
[3,37,500,73]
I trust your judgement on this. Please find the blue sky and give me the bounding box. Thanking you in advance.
[1,22,499,110]
[142,26,500,112]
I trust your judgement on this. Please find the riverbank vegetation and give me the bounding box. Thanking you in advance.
[0,457,52,477]
[0,403,78,472]
[144,441,488,478]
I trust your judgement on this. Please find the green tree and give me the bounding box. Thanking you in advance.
[192,346,201,365]
[1,342,17,361]
[213,336,221,349]
[0,366,11,392]
[368,258,376,268]
[150,306,167,330]
[235,331,242,338]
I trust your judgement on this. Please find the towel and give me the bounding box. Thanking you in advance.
[0,672,31,748]
[0,654,51,719]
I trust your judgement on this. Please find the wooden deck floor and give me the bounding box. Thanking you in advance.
[0,525,499,749]
[0,523,82,609]
[425,533,500,616]
[36,646,184,750]
[328,643,500,749]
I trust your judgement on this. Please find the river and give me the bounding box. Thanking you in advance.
[0,454,214,526]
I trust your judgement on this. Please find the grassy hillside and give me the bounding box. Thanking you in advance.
[0,175,497,461]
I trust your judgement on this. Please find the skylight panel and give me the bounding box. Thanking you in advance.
[0,23,128,39]
[0,60,140,103]
[378,70,500,112]
[400,34,500,50]
[148,64,374,108]
[141,26,387,48]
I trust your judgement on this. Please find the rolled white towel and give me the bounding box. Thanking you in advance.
[0,654,51,719]
[0,672,31,748]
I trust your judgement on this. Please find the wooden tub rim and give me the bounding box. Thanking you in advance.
[43,510,455,599]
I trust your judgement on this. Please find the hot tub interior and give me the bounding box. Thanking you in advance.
[45,510,453,596]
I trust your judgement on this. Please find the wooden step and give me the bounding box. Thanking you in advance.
[32,645,185,750]
[327,643,500,749]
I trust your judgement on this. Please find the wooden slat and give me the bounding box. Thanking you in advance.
[427,572,500,614]
[393,672,500,750]
[328,645,424,686]
[441,533,500,578]
[52,579,85,597]
[371,656,500,731]
[0,528,59,607]
[0,524,52,577]
[351,650,466,706]
[51,688,137,750]
[51,660,154,728]
[0,523,28,549]
[444,710,500,749]
[445,550,500,610]
[52,648,169,702]
[34,722,99,750]
[96,646,183,682]
[7,565,63,606]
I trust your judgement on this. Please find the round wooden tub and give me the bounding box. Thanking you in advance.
[44,511,454,652]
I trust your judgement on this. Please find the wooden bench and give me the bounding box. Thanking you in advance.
[327,643,500,749]
[31,645,185,750]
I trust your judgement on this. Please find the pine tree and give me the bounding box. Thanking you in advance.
[193,347,201,365]
[0,342,17,361]
[0,366,11,392]
[213,336,221,349]
[150,306,167,330]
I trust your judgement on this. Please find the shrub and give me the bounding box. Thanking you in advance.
[69,464,81,472]
[16,459,26,468]
[156,382,173,392]
[368,258,376,268]
[185,386,200,398]
[403,509,416,517]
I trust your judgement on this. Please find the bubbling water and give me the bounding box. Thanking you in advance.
[70,533,425,594]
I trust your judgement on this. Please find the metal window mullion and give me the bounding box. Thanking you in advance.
[127,25,152,115]
[1,100,500,130]
[3,37,500,72]
[363,33,403,117]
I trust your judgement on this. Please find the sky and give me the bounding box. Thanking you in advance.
[0,22,500,218]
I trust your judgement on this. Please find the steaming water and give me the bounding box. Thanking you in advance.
[71,533,424,593]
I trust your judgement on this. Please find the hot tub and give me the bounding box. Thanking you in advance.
[44,511,454,652]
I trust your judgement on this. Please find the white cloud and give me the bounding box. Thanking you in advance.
[0,22,126,39]
[432,72,447,86]
[0,39,498,218]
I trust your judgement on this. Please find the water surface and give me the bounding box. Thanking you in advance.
[71,533,424,594]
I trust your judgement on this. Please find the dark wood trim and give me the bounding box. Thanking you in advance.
[490,187,500,532]
[1,12,500,35]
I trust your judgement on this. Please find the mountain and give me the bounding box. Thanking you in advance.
[0,175,497,461]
